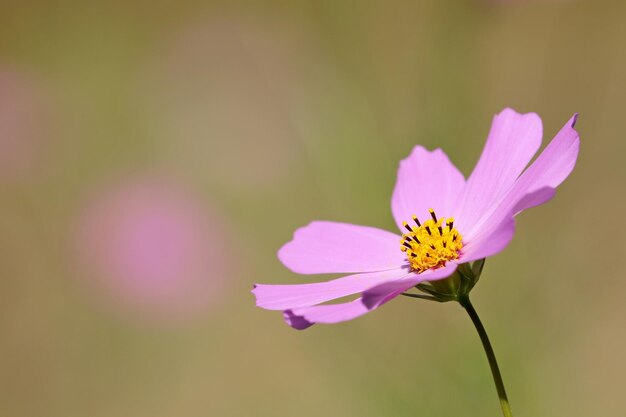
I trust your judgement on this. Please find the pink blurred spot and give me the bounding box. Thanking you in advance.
[0,69,48,182]
[73,176,232,323]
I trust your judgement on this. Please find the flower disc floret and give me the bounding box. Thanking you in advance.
[401,209,463,273]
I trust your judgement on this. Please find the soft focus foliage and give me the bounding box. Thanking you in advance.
[0,1,624,416]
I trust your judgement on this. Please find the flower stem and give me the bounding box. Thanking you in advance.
[459,296,513,417]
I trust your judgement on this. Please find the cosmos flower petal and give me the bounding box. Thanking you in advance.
[283,310,315,330]
[510,114,580,212]
[283,264,457,329]
[283,299,371,330]
[362,263,458,308]
[462,114,579,256]
[456,108,543,230]
[252,268,410,310]
[391,146,465,232]
[283,292,400,330]
[512,187,556,215]
[459,216,515,263]
[278,221,406,274]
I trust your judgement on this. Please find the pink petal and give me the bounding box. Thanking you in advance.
[283,290,404,330]
[283,298,373,330]
[282,264,456,329]
[252,268,410,310]
[362,263,458,308]
[277,221,405,274]
[391,146,465,232]
[510,114,579,211]
[456,108,543,233]
[459,216,515,262]
[512,187,556,215]
[283,309,316,330]
[461,114,579,262]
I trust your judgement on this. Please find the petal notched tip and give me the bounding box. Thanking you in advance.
[251,284,272,309]
[283,310,314,330]
[402,146,446,164]
[497,107,540,119]
[275,221,318,273]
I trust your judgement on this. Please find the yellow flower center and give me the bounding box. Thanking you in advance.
[400,208,463,273]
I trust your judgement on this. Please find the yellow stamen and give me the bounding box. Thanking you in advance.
[400,209,463,273]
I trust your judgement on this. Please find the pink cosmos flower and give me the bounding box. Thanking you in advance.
[253,108,579,329]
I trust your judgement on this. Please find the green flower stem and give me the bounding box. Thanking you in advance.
[459,296,513,417]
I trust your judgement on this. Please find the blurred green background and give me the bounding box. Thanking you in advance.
[0,0,624,416]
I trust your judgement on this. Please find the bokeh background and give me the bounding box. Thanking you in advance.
[0,0,624,416]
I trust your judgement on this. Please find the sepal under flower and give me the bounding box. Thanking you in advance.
[411,258,486,303]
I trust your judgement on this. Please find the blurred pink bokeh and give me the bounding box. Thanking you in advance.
[72,175,231,323]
